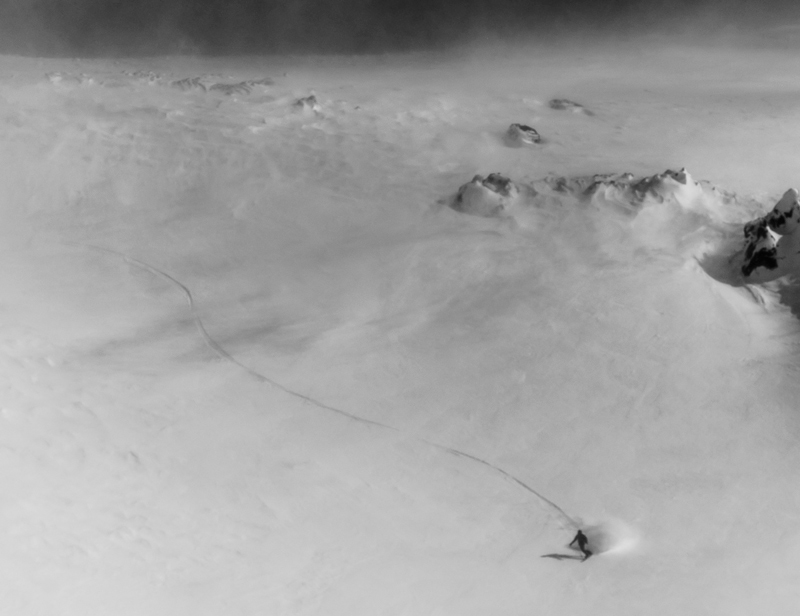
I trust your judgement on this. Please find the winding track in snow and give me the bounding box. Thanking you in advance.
[78,243,578,530]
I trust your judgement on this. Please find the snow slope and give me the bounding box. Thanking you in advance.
[1,41,800,615]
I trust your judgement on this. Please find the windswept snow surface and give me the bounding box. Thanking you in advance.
[2,43,800,615]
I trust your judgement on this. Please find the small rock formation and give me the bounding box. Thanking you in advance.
[549,98,593,115]
[171,76,272,94]
[741,189,800,279]
[627,168,700,203]
[543,173,616,195]
[505,123,542,147]
[171,76,208,92]
[452,173,520,217]
[294,95,320,112]
[209,81,253,96]
[245,77,275,88]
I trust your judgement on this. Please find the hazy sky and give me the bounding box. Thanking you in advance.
[1,0,798,56]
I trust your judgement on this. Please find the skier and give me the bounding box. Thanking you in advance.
[569,529,592,561]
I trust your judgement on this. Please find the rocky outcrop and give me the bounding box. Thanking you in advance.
[505,123,541,146]
[545,168,701,206]
[452,173,520,217]
[294,95,320,112]
[449,168,704,219]
[548,98,593,115]
[741,189,800,279]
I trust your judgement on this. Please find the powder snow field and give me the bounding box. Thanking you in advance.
[1,40,800,615]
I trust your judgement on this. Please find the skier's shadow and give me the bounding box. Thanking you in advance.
[540,553,584,561]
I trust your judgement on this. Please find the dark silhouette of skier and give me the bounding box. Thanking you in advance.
[569,530,592,561]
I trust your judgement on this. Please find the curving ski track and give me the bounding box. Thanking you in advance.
[78,243,578,530]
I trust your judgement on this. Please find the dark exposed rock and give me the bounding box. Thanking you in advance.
[171,76,207,91]
[209,81,253,95]
[741,218,779,276]
[741,189,800,278]
[171,76,273,94]
[505,123,541,146]
[244,77,274,87]
[548,98,593,115]
[294,95,320,111]
[543,173,621,195]
[764,188,800,236]
[481,173,517,197]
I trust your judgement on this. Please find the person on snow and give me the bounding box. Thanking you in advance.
[569,529,592,561]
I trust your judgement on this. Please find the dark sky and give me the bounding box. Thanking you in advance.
[0,0,797,56]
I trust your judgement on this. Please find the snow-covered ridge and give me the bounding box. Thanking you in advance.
[449,166,800,307]
[45,70,274,95]
[450,167,712,218]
